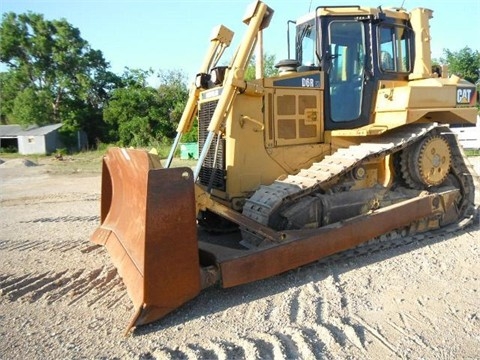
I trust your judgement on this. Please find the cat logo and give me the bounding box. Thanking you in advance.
[456,88,473,104]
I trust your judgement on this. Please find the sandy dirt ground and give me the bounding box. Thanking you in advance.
[1,156,479,359]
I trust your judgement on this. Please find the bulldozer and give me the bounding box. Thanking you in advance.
[91,1,478,332]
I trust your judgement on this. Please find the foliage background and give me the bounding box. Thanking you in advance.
[1,12,479,154]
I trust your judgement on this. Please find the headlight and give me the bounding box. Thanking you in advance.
[210,66,227,85]
[195,73,211,89]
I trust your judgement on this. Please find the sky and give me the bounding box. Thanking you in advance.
[1,0,479,86]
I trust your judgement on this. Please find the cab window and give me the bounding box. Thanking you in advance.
[297,20,317,67]
[379,25,411,73]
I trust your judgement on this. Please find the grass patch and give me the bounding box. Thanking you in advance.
[0,147,197,175]
[464,149,480,156]
[44,148,197,175]
[4,146,475,176]
[42,150,106,175]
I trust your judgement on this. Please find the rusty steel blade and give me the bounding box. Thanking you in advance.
[91,148,201,332]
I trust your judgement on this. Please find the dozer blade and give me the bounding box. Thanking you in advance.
[91,147,200,332]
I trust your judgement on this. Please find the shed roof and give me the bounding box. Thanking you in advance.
[0,125,28,137]
[0,123,63,137]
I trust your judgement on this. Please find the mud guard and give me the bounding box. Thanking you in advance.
[91,148,200,332]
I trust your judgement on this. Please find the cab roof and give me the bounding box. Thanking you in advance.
[295,5,413,24]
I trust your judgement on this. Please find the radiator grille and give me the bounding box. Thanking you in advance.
[198,100,226,191]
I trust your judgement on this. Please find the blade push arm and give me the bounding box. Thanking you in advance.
[165,25,234,168]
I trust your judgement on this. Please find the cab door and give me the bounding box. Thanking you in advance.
[321,17,374,130]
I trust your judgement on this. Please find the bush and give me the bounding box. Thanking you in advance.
[181,119,198,143]
[0,146,18,153]
[54,148,68,156]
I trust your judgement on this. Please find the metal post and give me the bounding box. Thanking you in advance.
[194,131,215,180]
[165,132,182,168]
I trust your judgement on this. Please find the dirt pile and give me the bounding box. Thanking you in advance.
[0,158,38,168]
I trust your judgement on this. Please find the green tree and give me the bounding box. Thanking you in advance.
[0,71,27,123]
[245,53,279,81]
[104,69,157,146]
[440,47,480,84]
[157,69,189,138]
[103,69,188,147]
[12,87,53,126]
[0,12,120,145]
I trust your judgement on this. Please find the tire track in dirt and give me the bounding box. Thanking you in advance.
[2,227,468,360]
[0,238,99,253]
[286,289,301,323]
[280,328,317,359]
[7,226,452,360]
[19,215,100,224]
[266,287,303,324]
[0,266,124,310]
[185,344,217,360]
[250,332,286,359]
[152,325,333,360]
[3,203,475,359]
[295,282,322,324]
[172,267,364,359]
[325,271,366,351]
[144,274,366,359]
[0,193,99,206]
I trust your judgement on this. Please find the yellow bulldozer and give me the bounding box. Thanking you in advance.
[91,1,478,332]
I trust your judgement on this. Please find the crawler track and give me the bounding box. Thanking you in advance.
[242,123,476,242]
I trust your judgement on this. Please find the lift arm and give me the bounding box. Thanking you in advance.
[193,0,274,179]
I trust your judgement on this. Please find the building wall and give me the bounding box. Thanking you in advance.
[18,135,47,155]
[45,131,61,154]
[15,129,85,154]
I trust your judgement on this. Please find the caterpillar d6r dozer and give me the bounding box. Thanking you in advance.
[91,1,478,332]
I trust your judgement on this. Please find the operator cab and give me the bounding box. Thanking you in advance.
[289,6,415,130]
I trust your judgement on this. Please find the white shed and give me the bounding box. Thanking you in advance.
[0,124,64,155]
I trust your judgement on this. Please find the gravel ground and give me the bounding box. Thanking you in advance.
[1,156,479,359]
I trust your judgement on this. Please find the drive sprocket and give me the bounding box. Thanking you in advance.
[401,134,451,189]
